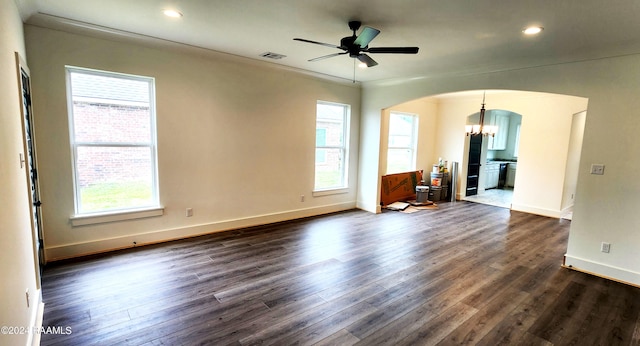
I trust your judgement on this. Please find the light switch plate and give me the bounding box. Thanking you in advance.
[590,164,605,175]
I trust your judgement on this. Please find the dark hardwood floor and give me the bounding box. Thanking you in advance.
[40,201,640,345]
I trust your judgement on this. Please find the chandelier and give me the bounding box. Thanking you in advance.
[465,92,497,137]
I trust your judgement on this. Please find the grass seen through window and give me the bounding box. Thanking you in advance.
[80,182,152,213]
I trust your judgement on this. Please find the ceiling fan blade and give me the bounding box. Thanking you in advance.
[308,52,347,62]
[354,27,380,48]
[365,47,419,54]
[357,54,378,67]
[293,38,342,50]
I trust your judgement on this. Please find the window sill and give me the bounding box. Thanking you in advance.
[312,187,349,197]
[70,207,164,227]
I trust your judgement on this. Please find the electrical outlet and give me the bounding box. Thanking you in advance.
[601,242,611,253]
[186,208,193,217]
[590,164,605,175]
[300,195,305,202]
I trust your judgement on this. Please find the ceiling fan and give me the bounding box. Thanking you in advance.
[294,21,419,68]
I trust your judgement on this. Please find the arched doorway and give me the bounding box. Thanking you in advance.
[379,89,587,218]
[464,109,522,208]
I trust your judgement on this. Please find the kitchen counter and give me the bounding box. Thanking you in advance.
[506,162,517,187]
[487,159,517,164]
[485,161,517,189]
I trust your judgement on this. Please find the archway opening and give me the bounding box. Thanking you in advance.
[379,89,588,218]
[464,109,522,209]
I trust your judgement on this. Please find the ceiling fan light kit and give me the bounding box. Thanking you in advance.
[162,9,183,18]
[294,21,419,68]
[523,26,544,35]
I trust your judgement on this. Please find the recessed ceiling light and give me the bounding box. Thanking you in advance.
[523,26,543,35]
[163,9,183,18]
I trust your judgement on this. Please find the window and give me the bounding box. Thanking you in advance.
[315,101,350,191]
[66,67,159,215]
[387,112,418,174]
[315,128,327,163]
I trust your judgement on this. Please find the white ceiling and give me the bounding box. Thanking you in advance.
[15,0,640,83]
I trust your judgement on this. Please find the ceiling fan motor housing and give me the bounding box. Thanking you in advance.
[346,21,363,57]
[340,36,362,57]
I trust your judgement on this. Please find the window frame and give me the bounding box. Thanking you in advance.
[386,111,419,174]
[313,100,350,194]
[65,66,161,223]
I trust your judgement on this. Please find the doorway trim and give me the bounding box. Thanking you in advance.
[16,52,45,288]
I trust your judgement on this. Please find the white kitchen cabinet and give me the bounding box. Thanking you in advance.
[487,113,510,150]
[506,163,517,187]
[484,163,499,189]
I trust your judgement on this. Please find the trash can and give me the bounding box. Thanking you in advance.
[429,186,442,201]
[416,186,430,203]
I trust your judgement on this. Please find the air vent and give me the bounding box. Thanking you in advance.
[260,52,287,60]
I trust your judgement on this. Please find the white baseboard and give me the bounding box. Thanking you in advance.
[46,202,356,261]
[561,205,573,214]
[564,254,640,287]
[511,203,562,218]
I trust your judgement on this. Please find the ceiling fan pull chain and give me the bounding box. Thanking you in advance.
[353,58,356,83]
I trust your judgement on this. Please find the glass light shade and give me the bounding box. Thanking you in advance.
[523,26,543,35]
[482,125,498,137]
[163,9,183,18]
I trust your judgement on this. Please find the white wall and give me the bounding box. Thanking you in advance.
[0,0,42,344]
[380,98,438,178]
[24,25,361,260]
[358,55,640,286]
[561,111,586,211]
[433,92,587,216]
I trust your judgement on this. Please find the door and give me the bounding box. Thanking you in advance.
[466,134,482,196]
[16,53,45,286]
